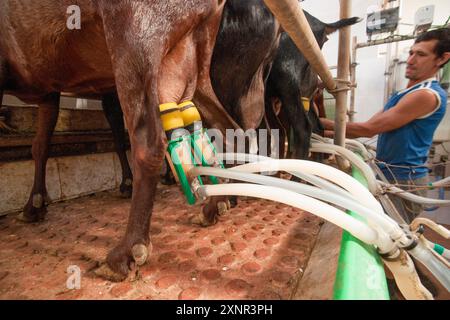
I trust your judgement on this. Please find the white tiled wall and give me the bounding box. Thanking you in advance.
[302,0,450,122]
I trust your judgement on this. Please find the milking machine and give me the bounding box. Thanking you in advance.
[309,134,450,297]
[159,101,224,205]
[159,105,449,299]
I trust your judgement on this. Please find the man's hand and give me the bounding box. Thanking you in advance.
[319,118,335,138]
[320,117,334,130]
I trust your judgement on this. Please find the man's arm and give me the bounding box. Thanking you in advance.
[320,89,439,138]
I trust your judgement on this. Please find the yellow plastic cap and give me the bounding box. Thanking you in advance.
[159,102,184,131]
[178,101,201,126]
[301,97,310,112]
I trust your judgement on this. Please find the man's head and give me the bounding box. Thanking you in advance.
[406,28,450,81]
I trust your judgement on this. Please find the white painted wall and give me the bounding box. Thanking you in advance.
[301,0,450,122]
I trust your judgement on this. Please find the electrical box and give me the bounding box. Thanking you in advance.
[414,5,434,35]
[366,7,400,39]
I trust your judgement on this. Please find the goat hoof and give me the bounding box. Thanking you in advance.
[98,241,150,282]
[18,202,47,223]
[119,179,133,198]
[190,210,217,227]
[217,201,229,215]
[229,196,238,208]
[190,213,209,227]
[16,212,39,223]
[132,243,151,266]
[94,263,127,282]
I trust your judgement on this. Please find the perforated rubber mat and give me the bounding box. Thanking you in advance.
[0,184,323,300]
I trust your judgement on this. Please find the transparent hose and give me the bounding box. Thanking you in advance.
[218,156,407,246]
[310,134,372,160]
[192,166,394,251]
[231,159,381,214]
[408,239,450,292]
[379,181,450,206]
[200,183,379,245]
[310,142,379,194]
[218,153,354,201]
[431,176,450,188]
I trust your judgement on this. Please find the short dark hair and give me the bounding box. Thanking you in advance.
[415,28,450,60]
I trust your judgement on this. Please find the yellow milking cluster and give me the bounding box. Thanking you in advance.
[158,101,222,204]
[159,101,202,134]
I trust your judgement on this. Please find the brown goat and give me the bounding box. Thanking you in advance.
[0,0,229,281]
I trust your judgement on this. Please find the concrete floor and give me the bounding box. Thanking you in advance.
[420,188,450,225]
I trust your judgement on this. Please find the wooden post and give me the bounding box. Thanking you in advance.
[334,0,352,169]
[349,36,357,123]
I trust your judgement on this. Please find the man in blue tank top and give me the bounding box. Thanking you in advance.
[321,28,450,223]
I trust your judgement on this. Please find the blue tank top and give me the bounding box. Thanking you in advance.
[376,79,447,181]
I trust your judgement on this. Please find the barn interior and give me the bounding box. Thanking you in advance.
[0,0,449,300]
